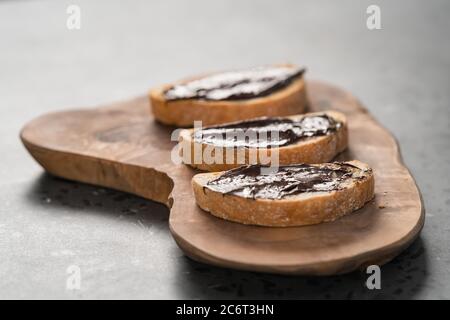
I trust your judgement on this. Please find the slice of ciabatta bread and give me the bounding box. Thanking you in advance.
[150,64,307,127]
[179,111,348,172]
[192,161,374,227]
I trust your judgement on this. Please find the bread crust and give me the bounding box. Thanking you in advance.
[149,68,307,127]
[179,111,348,172]
[192,160,375,227]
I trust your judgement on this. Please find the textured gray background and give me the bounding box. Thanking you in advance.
[1,0,449,299]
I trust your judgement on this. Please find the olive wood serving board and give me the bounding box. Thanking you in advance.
[20,81,424,275]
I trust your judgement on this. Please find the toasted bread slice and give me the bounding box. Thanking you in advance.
[150,65,307,127]
[179,111,348,172]
[192,161,374,227]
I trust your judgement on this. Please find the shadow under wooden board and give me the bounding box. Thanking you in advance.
[21,80,424,275]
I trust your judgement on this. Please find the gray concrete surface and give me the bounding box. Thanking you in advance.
[0,0,449,299]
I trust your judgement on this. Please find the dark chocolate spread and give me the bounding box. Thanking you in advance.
[193,114,341,148]
[205,163,361,200]
[164,66,305,101]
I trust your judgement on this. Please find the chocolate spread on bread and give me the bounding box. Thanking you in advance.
[192,114,341,148]
[164,66,305,101]
[205,163,363,200]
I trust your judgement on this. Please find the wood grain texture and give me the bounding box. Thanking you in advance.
[20,81,425,275]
